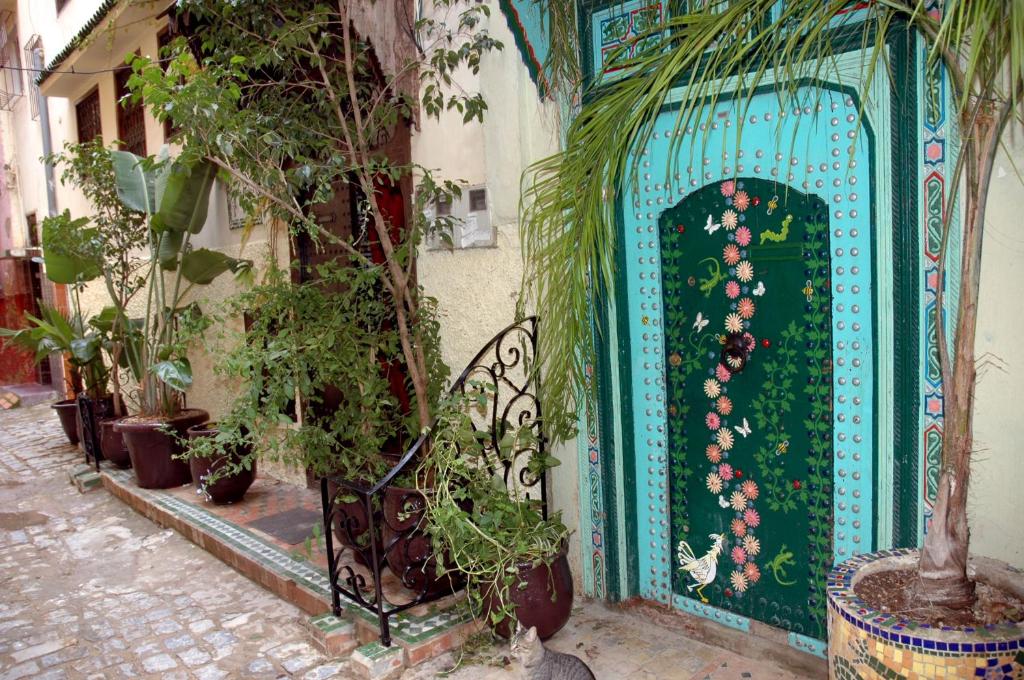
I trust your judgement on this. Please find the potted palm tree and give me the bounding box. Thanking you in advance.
[110,149,251,489]
[523,0,1024,672]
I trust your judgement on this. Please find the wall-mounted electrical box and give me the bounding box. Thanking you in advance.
[425,184,495,250]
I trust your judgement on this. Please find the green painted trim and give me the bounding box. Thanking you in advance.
[497,0,551,98]
[38,0,121,85]
[888,27,920,549]
[595,278,623,601]
[612,196,640,600]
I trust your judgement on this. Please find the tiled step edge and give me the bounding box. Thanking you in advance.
[100,467,481,666]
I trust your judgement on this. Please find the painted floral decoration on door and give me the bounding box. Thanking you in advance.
[660,178,834,638]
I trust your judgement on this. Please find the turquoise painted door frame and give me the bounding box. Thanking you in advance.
[581,10,921,651]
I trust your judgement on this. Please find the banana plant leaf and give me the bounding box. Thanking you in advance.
[111,151,157,214]
[181,248,252,284]
[157,159,217,234]
[41,212,102,284]
[151,358,193,393]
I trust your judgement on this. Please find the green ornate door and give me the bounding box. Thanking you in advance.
[659,178,833,638]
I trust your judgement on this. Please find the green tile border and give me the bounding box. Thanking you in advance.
[101,468,474,646]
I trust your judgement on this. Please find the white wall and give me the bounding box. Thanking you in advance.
[412,1,582,578]
[967,124,1024,569]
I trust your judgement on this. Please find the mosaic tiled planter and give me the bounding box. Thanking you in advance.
[827,548,1024,679]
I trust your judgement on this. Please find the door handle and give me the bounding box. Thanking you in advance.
[721,332,751,374]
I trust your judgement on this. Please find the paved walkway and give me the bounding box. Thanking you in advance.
[0,405,820,679]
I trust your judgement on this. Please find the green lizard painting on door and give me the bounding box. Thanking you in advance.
[661,178,833,638]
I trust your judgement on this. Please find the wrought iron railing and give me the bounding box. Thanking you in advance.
[319,316,546,646]
[77,394,102,472]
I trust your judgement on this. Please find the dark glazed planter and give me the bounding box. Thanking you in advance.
[484,544,574,640]
[185,423,256,504]
[115,409,208,489]
[99,418,132,468]
[382,485,461,599]
[327,479,381,567]
[52,399,80,446]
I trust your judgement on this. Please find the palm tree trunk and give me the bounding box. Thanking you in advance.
[916,107,1002,610]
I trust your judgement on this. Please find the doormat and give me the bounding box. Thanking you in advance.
[247,507,323,546]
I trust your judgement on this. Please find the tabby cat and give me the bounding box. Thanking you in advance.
[510,625,596,680]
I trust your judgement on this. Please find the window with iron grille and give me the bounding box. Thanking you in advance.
[75,87,102,143]
[115,62,146,156]
[23,36,41,120]
[0,14,24,111]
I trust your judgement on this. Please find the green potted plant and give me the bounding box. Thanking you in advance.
[1,301,111,446]
[188,257,416,514]
[418,387,572,639]
[1,207,124,446]
[109,149,251,489]
[525,0,1024,671]
[45,140,150,465]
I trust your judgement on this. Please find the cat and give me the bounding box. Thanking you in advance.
[510,624,596,680]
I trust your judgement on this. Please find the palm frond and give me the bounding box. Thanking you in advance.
[520,0,915,437]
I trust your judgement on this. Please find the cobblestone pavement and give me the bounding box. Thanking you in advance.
[0,405,352,680]
[0,405,821,680]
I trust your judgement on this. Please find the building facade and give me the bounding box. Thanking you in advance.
[0,0,1020,660]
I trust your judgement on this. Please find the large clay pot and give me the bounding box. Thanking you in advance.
[827,548,1024,680]
[185,423,256,504]
[382,485,461,599]
[99,418,132,468]
[482,544,574,640]
[327,479,381,567]
[115,409,208,489]
[51,399,80,446]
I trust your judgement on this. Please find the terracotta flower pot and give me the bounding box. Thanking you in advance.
[382,485,461,599]
[185,423,256,504]
[51,399,80,446]
[827,548,1024,679]
[115,409,208,489]
[99,418,132,468]
[483,543,574,640]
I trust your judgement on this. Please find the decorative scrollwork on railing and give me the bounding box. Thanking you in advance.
[319,316,546,647]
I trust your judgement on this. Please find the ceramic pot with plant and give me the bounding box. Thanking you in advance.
[51,399,80,446]
[419,396,571,637]
[1,299,113,446]
[99,418,132,468]
[107,149,251,490]
[206,260,430,561]
[184,422,256,504]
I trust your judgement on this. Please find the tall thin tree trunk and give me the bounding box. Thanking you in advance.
[916,108,1001,609]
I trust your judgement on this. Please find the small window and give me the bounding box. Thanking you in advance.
[0,18,24,111]
[75,87,102,143]
[115,58,146,156]
[23,36,42,120]
[26,212,39,248]
[468,188,487,212]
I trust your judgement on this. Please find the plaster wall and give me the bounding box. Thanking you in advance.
[967,125,1024,569]
[412,1,582,579]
